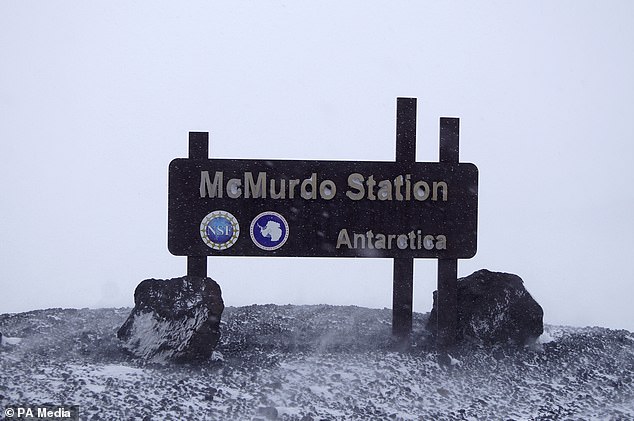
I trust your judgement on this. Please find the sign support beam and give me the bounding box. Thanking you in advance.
[392,258,414,338]
[392,97,417,339]
[187,131,209,278]
[438,117,460,348]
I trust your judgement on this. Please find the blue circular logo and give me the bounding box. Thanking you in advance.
[200,211,240,250]
[250,211,289,251]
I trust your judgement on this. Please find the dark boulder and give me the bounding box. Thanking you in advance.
[427,269,543,346]
[117,276,224,362]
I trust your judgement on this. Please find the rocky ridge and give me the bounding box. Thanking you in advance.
[1,306,633,420]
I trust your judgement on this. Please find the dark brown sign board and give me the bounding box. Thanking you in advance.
[167,98,478,348]
[168,159,477,259]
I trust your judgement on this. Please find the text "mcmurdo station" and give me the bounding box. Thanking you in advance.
[199,171,449,202]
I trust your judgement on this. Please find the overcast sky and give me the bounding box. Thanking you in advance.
[1,1,633,331]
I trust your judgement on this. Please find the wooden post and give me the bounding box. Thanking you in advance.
[437,258,458,348]
[437,118,459,348]
[392,98,416,338]
[393,258,414,338]
[187,256,208,278]
[187,132,209,278]
[395,97,417,163]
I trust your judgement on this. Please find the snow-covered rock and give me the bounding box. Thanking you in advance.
[428,269,543,345]
[0,332,22,346]
[117,276,224,362]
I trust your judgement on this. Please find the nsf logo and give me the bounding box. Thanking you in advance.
[200,210,240,250]
[250,211,289,251]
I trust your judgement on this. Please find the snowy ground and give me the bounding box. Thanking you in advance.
[1,305,633,420]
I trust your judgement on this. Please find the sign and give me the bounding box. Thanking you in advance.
[167,98,479,346]
[168,159,478,259]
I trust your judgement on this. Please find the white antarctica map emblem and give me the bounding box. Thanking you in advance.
[200,210,240,250]
[250,211,289,251]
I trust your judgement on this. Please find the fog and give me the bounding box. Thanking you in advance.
[1,1,633,331]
